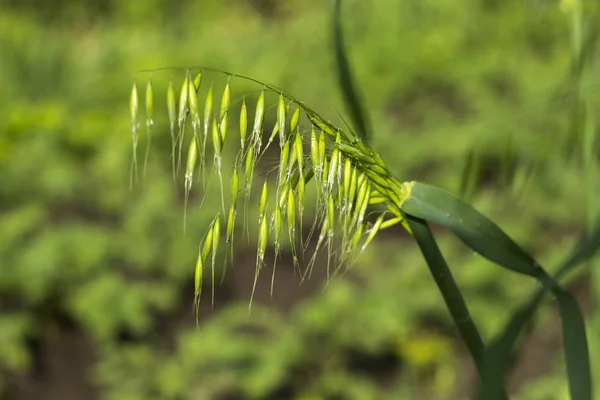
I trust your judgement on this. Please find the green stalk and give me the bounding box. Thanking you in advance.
[406,214,511,399]
[405,215,485,371]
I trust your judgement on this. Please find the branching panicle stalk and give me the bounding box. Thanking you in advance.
[135,69,411,312]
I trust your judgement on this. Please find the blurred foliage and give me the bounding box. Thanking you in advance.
[0,0,598,399]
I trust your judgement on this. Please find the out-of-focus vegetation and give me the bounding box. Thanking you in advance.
[1,0,598,399]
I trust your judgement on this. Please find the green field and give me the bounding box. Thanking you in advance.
[1,1,598,399]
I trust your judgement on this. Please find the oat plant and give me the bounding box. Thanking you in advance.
[129,1,598,398]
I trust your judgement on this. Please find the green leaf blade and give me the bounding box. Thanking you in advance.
[558,219,600,278]
[401,182,538,276]
[555,288,592,400]
[479,285,591,400]
[402,182,592,400]
[333,0,371,142]
[479,220,600,400]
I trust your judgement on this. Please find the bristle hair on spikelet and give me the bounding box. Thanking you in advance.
[134,69,407,314]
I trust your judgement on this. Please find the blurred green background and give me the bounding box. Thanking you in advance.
[1,0,599,399]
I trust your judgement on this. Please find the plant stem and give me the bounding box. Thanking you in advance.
[406,214,485,371]
[406,215,510,398]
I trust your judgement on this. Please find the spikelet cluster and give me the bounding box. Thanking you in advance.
[130,69,408,313]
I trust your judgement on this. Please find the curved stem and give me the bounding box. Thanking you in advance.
[406,214,510,398]
[406,215,485,370]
